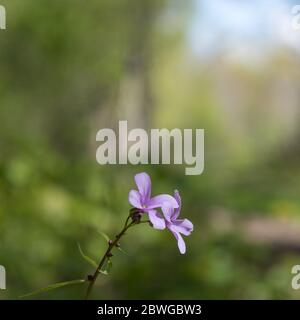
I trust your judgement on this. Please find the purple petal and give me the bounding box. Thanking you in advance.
[148,210,166,230]
[134,172,151,202]
[169,226,186,254]
[173,218,193,236]
[173,190,181,219]
[147,194,179,209]
[128,190,142,209]
[174,190,181,209]
[161,202,174,223]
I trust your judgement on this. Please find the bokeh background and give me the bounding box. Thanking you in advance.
[1,0,300,299]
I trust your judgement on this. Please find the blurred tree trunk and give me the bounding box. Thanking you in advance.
[95,0,164,133]
[116,40,152,131]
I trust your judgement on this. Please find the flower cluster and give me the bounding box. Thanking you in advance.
[129,172,193,254]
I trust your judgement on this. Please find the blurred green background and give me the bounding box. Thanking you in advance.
[1,0,300,299]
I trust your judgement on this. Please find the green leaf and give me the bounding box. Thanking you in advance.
[107,258,112,273]
[99,269,108,275]
[97,230,110,243]
[117,246,129,256]
[98,258,112,275]
[77,243,98,268]
[20,279,86,298]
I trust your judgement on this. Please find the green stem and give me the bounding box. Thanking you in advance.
[85,216,149,300]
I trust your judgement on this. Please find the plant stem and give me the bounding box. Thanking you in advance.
[85,216,148,300]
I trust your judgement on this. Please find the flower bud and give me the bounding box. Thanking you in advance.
[129,207,141,216]
[131,212,142,223]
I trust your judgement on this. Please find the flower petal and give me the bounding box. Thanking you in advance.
[128,190,142,209]
[173,218,193,236]
[169,226,186,254]
[148,210,166,230]
[161,202,174,223]
[134,172,151,202]
[174,190,181,209]
[147,194,179,209]
[173,190,181,219]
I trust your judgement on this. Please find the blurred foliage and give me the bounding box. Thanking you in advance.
[0,0,300,300]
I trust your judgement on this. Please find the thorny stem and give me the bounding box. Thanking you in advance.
[85,213,150,300]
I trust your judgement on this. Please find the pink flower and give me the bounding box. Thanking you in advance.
[128,172,178,223]
[129,173,193,254]
[149,190,193,254]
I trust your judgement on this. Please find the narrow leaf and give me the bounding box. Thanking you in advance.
[77,243,98,269]
[97,230,110,242]
[107,258,113,273]
[99,269,108,275]
[117,246,129,256]
[20,279,86,298]
[98,258,113,275]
